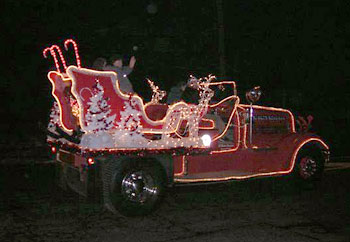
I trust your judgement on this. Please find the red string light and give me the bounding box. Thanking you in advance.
[51,45,67,71]
[43,39,81,73]
[174,137,329,183]
[42,47,51,58]
[47,71,74,132]
[64,39,81,68]
[43,45,67,73]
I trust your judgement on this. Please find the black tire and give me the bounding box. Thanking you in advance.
[86,164,103,203]
[103,159,165,216]
[293,147,325,182]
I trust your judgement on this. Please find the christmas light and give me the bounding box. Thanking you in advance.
[239,104,296,133]
[43,39,81,73]
[209,103,296,154]
[210,111,241,154]
[174,137,328,183]
[50,45,67,73]
[51,146,57,154]
[198,118,215,129]
[47,71,75,133]
[84,80,116,133]
[48,64,302,154]
[68,67,166,133]
[43,44,330,189]
[147,79,166,104]
[48,66,250,150]
[87,157,95,165]
[47,139,208,157]
[42,47,51,58]
[70,96,80,118]
[67,66,221,149]
[43,45,67,73]
[201,134,212,147]
[211,96,239,142]
[174,156,186,176]
[64,39,81,68]
[209,80,237,96]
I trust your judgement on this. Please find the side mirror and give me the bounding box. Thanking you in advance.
[245,86,262,104]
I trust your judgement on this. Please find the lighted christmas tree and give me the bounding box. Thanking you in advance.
[113,99,149,148]
[117,99,142,134]
[85,81,116,133]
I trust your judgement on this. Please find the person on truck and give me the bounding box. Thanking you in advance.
[166,81,187,104]
[103,54,136,94]
[92,57,107,71]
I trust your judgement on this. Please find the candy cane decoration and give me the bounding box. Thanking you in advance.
[43,45,67,73]
[64,39,81,68]
[51,45,67,71]
[43,47,60,72]
[42,47,51,58]
[79,87,93,101]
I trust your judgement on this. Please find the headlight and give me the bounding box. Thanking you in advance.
[201,134,212,147]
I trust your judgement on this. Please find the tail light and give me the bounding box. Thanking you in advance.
[51,146,57,154]
[87,157,95,165]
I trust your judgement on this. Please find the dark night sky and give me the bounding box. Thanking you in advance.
[1,0,349,154]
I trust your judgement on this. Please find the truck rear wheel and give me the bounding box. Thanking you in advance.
[103,160,165,216]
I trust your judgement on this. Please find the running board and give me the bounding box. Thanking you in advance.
[174,169,288,184]
[175,170,267,183]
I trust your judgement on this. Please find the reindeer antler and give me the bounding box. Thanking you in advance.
[64,39,81,68]
[147,79,166,104]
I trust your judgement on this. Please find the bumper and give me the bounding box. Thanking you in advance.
[56,149,99,197]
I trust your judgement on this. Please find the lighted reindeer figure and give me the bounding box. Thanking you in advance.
[184,75,214,137]
[161,75,214,142]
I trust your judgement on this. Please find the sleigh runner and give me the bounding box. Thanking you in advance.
[44,39,329,216]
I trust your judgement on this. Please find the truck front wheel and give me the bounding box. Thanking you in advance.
[294,148,325,182]
[105,160,165,216]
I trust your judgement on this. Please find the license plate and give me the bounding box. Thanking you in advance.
[58,150,75,165]
[58,150,87,168]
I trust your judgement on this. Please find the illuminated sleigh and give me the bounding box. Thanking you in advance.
[44,39,231,150]
[67,66,216,149]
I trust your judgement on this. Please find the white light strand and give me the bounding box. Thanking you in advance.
[85,80,116,134]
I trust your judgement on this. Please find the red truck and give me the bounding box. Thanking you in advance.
[44,41,329,216]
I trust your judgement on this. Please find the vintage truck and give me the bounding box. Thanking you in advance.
[44,40,329,216]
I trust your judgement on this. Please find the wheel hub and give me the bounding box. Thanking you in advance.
[121,171,158,203]
[299,157,317,179]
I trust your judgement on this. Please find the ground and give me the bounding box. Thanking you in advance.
[0,144,350,242]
